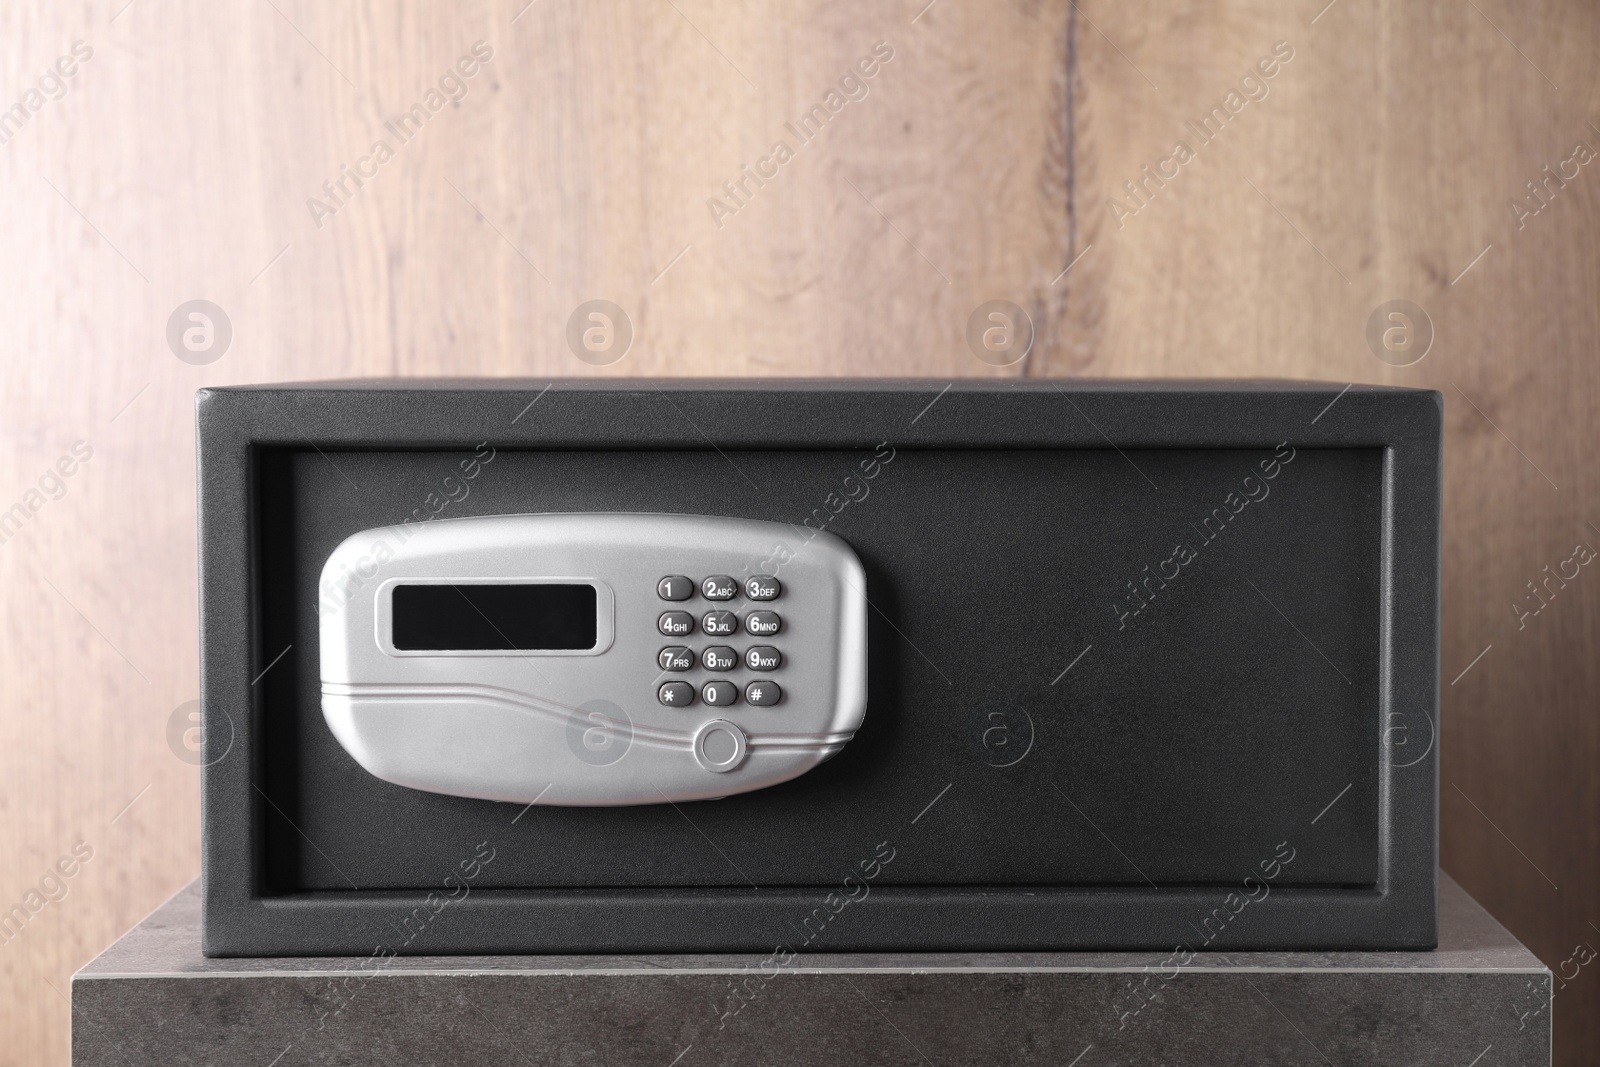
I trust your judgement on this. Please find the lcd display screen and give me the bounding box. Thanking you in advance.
[391,584,597,651]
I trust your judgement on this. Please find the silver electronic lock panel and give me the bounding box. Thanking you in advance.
[319,513,868,805]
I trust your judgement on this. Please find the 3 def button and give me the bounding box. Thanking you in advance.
[745,575,780,600]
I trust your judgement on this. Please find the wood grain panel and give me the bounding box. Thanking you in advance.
[0,0,1596,1062]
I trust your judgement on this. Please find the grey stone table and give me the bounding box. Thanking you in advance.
[74,874,1549,1066]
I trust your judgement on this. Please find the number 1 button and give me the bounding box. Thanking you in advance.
[658,576,693,601]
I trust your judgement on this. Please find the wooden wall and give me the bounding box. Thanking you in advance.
[1,0,1595,1062]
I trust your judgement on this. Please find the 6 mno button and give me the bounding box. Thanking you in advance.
[693,719,747,773]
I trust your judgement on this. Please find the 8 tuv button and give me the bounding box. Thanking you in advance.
[701,646,738,671]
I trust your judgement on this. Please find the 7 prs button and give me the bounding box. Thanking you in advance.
[745,611,781,636]
[658,646,695,672]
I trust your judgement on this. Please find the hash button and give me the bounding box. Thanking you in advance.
[744,681,782,706]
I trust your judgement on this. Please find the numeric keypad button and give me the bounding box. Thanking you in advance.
[658,646,695,672]
[744,610,781,636]
[658,611,695,637]
[701,610,738,636]
[658,576,694,601]
[745,646,782,671]
[744,681,782,706]
[702,680,739,707]
[658,681,696,707]
[701,575,737,600]
[701,645,738,672]
[745,575,781,600]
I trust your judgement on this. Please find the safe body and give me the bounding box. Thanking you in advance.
[197,380,1441,956]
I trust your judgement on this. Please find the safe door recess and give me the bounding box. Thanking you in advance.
[198,380,1441,956]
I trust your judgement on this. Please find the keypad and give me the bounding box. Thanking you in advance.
[658,575,694,601]
[658,646,695,672]
[653,575,789,711]
[745,575,781,600]
[701,575,737,600]
[658,611,695,637]
[745,681,781,706]
[658,681,696,706]
[701,645,738,672]
[745,645,781,671]
[745,611,781,636]
[702,610,739,637]
[702,680,738,706]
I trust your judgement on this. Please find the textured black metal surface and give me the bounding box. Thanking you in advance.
[197,380,1441,955]
[260,447,1383,891]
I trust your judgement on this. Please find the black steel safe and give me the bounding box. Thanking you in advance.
[197,379,1440,956]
